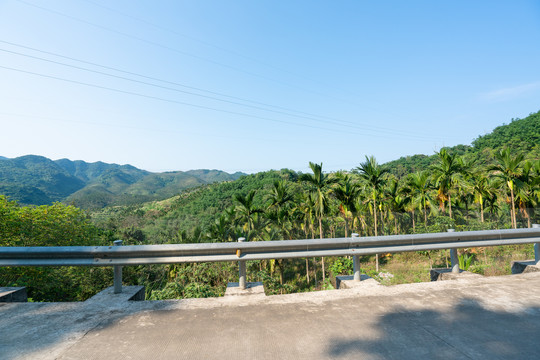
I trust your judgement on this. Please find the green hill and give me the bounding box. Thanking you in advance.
[92,170,289,243]
[0,155,85,204]
[184,169,245,183]
[385,110,540,177]
[55,159,149,183]
[0,157,245,208]
[471,111,540,153]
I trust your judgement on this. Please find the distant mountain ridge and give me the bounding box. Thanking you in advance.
[0,155,245,208]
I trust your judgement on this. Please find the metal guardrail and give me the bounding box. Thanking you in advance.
[1,227,540,266]
[1,226,540,292]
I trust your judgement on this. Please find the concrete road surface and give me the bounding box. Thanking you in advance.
[1,272,540,359]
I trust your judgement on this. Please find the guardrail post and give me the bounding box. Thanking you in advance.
[352,233,361,281]
[534,224,540,264]
[448,229,459,273]
[238,237,246,290]
[113,240,123,294]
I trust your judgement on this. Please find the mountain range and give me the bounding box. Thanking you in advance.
[0,156,244,208]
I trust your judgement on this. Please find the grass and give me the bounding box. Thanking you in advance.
[342,244,536,286]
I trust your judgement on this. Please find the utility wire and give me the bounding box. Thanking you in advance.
[77,0,443,126]
[0,64,437,142]
[0,40,342,123]
[0,47,437,140]
[0,40,437,139]
[0,111,283,144]
[78,0,363,99]
[15,0,428,125]
[14,0,354,103]
[0,64,355,135]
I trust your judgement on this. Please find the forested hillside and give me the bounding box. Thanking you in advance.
[97,111,540,244]
[0,155,85,204]
[0,156,245,208]
[471,111,540,153]
[386,111,540,177]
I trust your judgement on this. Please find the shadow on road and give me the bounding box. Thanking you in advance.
[327,298,540,359]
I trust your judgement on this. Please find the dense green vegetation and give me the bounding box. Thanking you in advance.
[0,156,244,208]
[1,111,539,301]
[0,196,116,301]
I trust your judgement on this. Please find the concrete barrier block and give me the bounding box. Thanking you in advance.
[511,260,540,274]
[430,268,483,281]
[336,275,379,289]
[225,282,265,297]
[86,286,146,304]
[0,287,28,302]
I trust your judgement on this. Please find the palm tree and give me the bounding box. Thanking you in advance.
[456,157,476,219]
[356,156,388,236]
[233,190,263,239]
[299,162,337,283]
[490,148,524,228]
[266,179,294,239]
[483,177,502,222]
[333,173,360,237]
[266,180,294,214]
[208,214,235,242]
[384,178,406,235]
[300,162,337,239]
[356,155,388,271]
[468,170,493,223]
[515,160,538,228]
[295,192,317,283]
[431,148,462,219]
[406,171,433,227]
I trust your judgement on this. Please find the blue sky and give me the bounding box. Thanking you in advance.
[1,0,539,173]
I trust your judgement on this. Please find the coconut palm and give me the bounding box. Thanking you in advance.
[266,179,294,239]
[266,180,294,214]
[300,162,337,239]
[333,173,360,237]
[356,156,388,236]
[208,214,235,242]
[233,190,263,239]
[431,148,462,219]
[406,171,433,227]
[468,170,493,223]
[384,178,406,235]
[295,192,317,283]
[515,160,538,228]
[299,162,337,282]
[356,155,388,271]
[490,148,524,228]
[456,157,476,219]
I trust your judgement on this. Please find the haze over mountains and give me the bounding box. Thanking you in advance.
[0,155,244,208]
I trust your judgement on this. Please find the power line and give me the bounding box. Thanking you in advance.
[1,64,439,142]
[0,111,282,144]
[78,0,363,99]
[0,40,318,117]
[0,39,344,123]
[0,64,354,135]
[14,0,354,103]
[1,47,419,137]
[0,40,437,139]
[14,0,430,128]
